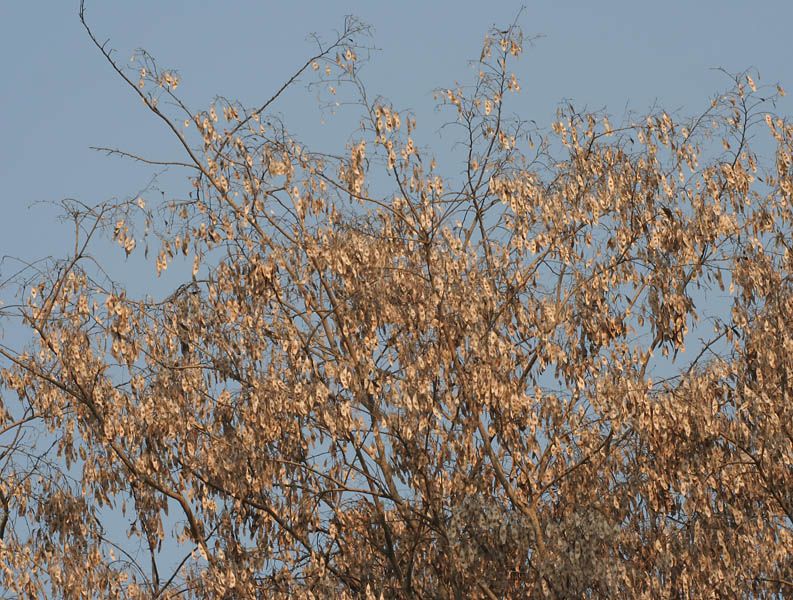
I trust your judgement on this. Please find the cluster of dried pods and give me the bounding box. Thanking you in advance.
[0,5,791,598]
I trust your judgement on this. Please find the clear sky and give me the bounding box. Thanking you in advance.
[2,0,791,282]
[1,0,791,579]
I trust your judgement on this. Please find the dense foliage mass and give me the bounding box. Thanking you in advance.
[1,6,791,598]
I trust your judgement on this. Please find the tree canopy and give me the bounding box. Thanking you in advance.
[0,5,791,598]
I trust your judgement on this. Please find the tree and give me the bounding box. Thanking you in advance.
[1,4,792,598]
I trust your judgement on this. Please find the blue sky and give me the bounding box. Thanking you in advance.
[1,0,791,582]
